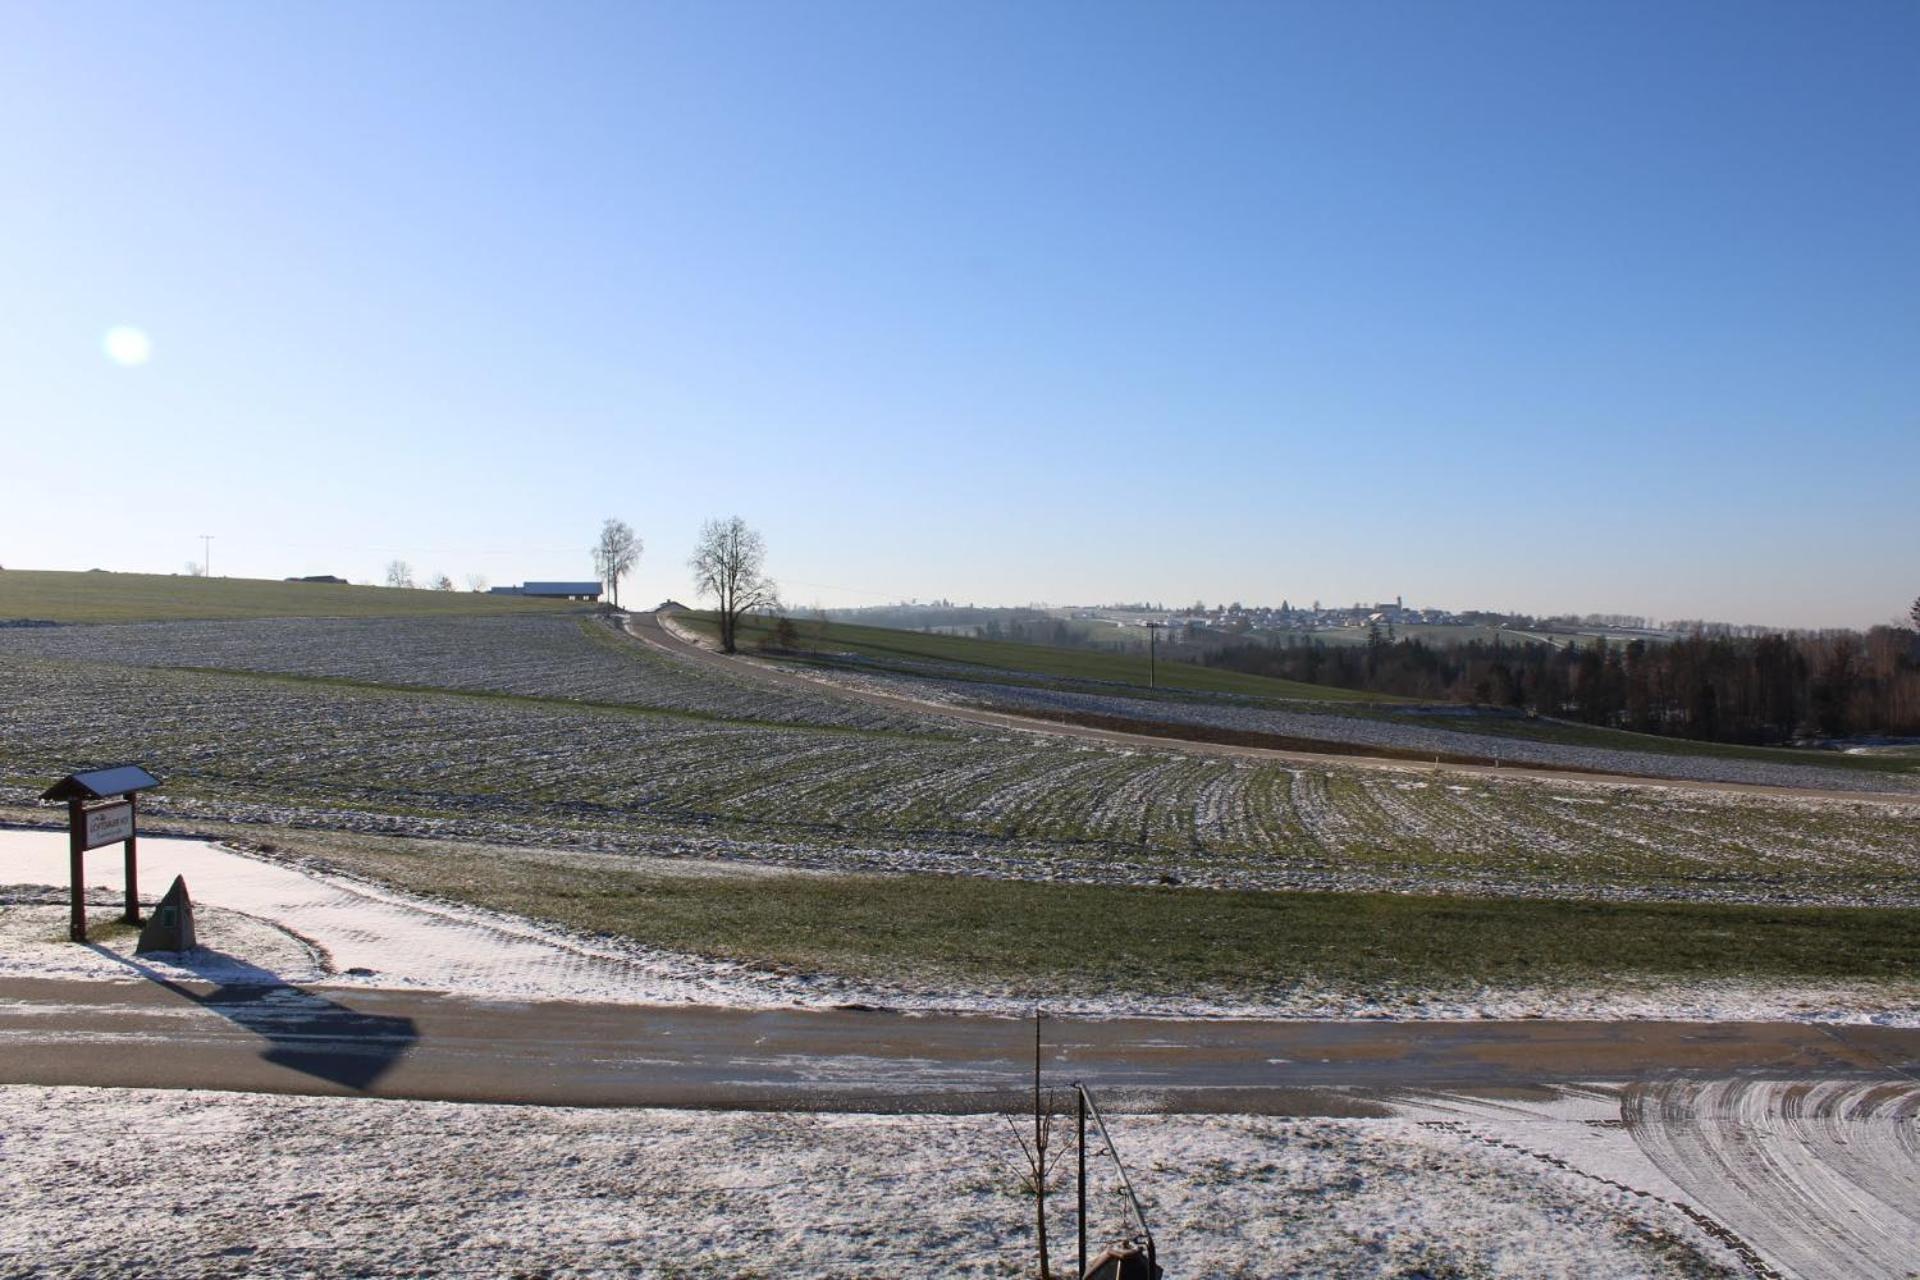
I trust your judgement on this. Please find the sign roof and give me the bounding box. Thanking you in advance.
[40,765,162,802]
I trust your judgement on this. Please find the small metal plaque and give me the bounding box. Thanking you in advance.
[82,802,134,850]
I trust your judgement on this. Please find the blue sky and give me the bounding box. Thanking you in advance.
[2,1,1914,626]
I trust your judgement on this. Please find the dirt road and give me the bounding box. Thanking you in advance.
[628,609,1920,806]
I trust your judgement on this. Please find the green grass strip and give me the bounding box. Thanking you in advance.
[280,830,1920,997]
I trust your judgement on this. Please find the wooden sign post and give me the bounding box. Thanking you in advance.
[40,766,162,944]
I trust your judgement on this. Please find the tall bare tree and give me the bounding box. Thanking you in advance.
[592,518,641,609]
[385,559,414,589]
[689,516,777,653]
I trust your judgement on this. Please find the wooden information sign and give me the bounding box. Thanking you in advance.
[38,766,162,943]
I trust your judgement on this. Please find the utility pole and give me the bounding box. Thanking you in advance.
[1145,622,1163,690]
[199,534,214,578]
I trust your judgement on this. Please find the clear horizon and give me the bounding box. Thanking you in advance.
[3,2,1915,630]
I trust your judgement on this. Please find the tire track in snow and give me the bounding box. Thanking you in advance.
[1624,1077,1920,1280]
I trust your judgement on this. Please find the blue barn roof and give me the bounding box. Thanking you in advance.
[521,581,602,598]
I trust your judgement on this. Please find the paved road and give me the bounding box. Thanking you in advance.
[628,609,1920,806]
[4,976,1916,1110]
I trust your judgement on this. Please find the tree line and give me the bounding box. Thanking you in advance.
[1203,618,1920,744]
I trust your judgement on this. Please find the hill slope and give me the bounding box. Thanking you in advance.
[0,570,584,623]
[686,611,1392,703]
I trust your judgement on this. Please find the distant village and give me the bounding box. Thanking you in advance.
[1082,598,1677,640]
[1130,596,1461,634]
[827,597,1685,647]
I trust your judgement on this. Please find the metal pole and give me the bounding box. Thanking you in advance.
[68,798,86,943]
[1080,1085,1156,1260]
[122,793,140,925]
[1077,1084,1087,1280]
[1033,1010,1049,1280]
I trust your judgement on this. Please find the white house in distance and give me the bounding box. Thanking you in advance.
[489,581,604,602]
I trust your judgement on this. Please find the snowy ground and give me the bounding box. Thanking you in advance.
[0,1085,1759,1279]
[3,828,1915,1025]
[0,829,801,1006]
[7,825,1916,1279]
[1399,1082,1920,1280]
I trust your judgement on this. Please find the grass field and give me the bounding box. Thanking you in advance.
[684,611,1391,703]
[227,826,1920,1000]
[0,569,583,623]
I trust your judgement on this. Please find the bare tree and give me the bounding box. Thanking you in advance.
[592,518,641,610]
[431,573,455,591]
[184,560,206,578]
[1004,1010,1063,1280]
[385,560,414,589]
[465,573,489,594]
[688,516,778,653]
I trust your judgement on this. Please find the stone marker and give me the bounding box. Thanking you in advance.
[135,876,196,953]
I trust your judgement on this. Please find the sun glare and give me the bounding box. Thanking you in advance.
[102,325,153,366]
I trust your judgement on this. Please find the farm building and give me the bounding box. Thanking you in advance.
[489,581,604,601]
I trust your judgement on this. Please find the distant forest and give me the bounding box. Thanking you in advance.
[1203,626,1920,744]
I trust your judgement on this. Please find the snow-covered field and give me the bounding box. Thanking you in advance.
[779,653,1917,794]
[5,829,1914,1025]
[1,1085,1761,1279]
[0,614,908,729]
[5,653,1917,906]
